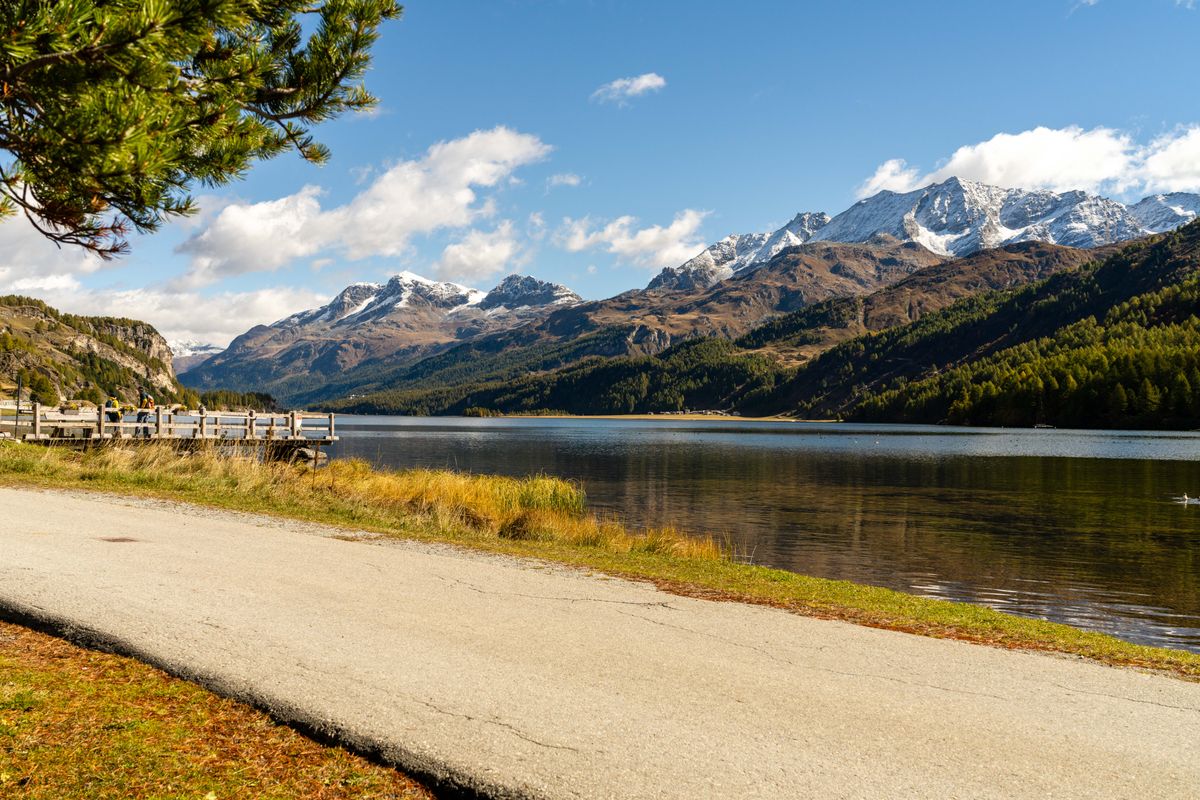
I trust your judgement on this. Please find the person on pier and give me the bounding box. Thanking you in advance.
[136,388,155,438]
[104,396,122,426]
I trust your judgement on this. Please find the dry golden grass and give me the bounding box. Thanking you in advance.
[0,620,430,799]
[46,444,725,562]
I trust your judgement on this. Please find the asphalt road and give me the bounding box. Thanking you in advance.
[1,487,1198,799]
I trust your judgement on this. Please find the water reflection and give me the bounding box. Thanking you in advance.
[331,418,1200,652]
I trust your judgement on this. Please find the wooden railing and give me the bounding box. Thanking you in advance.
[0,404,337,444]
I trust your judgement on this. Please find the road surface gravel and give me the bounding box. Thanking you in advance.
[1,487,1197,799]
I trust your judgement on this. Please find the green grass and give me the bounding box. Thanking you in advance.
[2,441,1198,681]
[0,621,431,799]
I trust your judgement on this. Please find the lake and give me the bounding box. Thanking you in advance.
[330,417,1200,652]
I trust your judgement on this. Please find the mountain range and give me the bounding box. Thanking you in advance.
[649,178,1199,292]
[328,219,1200,429]
[180,178,1200,408]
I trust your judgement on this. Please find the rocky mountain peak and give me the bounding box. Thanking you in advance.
[382,271,484,310]
[647,211,835,291]
[1129,193,1200,233]
[811,178,1156,257]
[480,275,581,310]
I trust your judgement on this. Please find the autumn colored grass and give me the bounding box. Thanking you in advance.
[0,620,430,799]
[1,441,1198,681]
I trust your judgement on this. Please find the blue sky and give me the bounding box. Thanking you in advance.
[3,0,1199,344]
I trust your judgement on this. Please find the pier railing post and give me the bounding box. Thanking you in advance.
[328,412,336,440]
[32,402,41,439]
[97,405,104,438]
[155,407,163,439]
[199,409,208,439]
[289,410,299,439]
[246,410,256,440]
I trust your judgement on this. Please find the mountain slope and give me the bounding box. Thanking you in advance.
[324,223,1200,429]
[776,220,1200,425]
[811,177,1147,257]
[738,241,1114,364]
[1,296,183,405]
[1129,193,1200,233]
[298,239,942,407]
[183,273,581,399]
[196,178,1200,407]
[647,212,833,291]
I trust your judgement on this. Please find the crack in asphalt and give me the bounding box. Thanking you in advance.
[612,608,824,666]
[409,695,582,753]
[1053,683,1200,713]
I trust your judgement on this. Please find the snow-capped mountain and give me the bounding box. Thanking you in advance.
[647,212,831,291]
[810,177,1147,257]
[479,274,581,310]
[277,272,486,329]
[1129,193,1200,233]
[185,273,582,393]
[649,179,1200,291]
[168,339,225,374]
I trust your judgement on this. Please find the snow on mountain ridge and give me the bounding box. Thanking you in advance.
[168,340,224,359]
[647,212,832,291]
[1129,193,1200,233]
[647,179,1199,293]
[811,177,1148,257]
[479,274,581,310]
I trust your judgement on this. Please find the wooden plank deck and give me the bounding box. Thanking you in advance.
[1,404,337,457]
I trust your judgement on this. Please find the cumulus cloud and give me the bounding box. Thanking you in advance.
[177,127,551,286]
[434,222,521,282]
[857,124,1200,198]
[857,158,923,197]
[557,209,709,268]
[591,72,666,105]
[2,281,327,347]
[547,172,582,190]
[1140,127,1200,192]
[0,216,104,287]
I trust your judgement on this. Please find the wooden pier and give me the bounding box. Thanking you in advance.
[0,403,337,459]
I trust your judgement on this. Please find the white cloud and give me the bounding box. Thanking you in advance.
[177,126,551,286]
[557,209,709,268]
[591,72,666,105]
[176,185,328,287]
[527,211,547,241]
[857,158,923,197]
[857,124,1200,198]
[547,173,582,190]
[0,216,104,287]
[3,281,327,347]
[1140,127,1200,192]
[434,222,521,283]
[0,216,114,331]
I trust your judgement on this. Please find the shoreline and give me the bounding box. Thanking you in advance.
[497,412,812,422]
[1,440,1197,679]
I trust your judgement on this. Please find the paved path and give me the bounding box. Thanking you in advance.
[1,487,1198,799]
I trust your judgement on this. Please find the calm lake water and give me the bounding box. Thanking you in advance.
[330,417,1200,652]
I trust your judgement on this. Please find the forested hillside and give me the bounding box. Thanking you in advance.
[0,296,187,406]
[328,221,1200,429]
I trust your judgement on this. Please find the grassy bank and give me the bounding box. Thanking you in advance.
[1,441,1197,681]
[0,620,430,799]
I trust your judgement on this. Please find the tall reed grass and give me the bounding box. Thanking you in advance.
[0,443,725,561]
